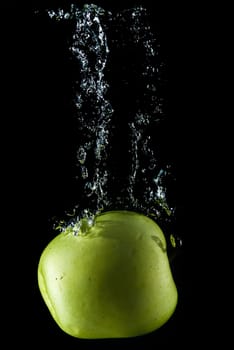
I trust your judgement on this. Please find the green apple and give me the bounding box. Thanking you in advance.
[38,210,178,338]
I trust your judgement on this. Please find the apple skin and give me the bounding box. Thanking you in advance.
[38,210,178,338]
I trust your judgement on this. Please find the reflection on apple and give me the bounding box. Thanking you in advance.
[38,210,178,338]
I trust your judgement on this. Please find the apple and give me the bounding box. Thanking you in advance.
[38,210,178,338]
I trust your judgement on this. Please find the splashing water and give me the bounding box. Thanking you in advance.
[44,4,176,238]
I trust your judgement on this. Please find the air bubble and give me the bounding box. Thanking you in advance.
[170,234,183,248]
[81,166,88,179]
[77,147,87,164]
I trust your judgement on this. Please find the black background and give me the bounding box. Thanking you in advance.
[0,0,202,347]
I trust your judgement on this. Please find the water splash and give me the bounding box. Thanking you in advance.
[44,4,176,237]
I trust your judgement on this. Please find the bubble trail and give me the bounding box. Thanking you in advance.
[44,4,175,235]
[48,4,113,229]
[106,7,174,224]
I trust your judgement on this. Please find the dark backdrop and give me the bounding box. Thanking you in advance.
[1,1,198,348]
